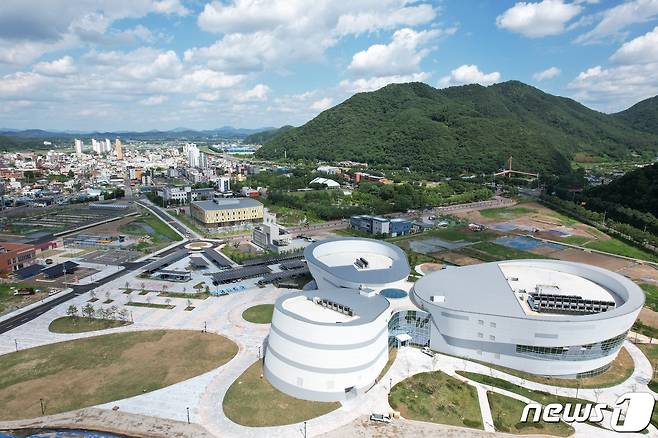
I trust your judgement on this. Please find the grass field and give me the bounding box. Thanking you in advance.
[482,347,633,389]
[223,360,340,426]
[457,241,546,262]
[479,207,536,219]
[640,284,658,312]
[120,210,181,252]
[457,371,591,407]
[634,320,658,339]
[637,344,658,392]
[487,391,574,436]
[125,301,175,309]
[581,238,658,263]
[389,371,483,429]
[0,330,237,420]
[48,316,131,333]
[242,304,274,324]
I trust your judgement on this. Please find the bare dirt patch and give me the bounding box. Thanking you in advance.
[69,216,138,237]
[435,251,481,266]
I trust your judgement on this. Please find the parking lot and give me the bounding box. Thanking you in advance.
[82,249,141,265]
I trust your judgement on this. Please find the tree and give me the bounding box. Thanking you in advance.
[89,290,97,301]
[164,298,171,307]
[108,305,118,319]
[105,291,111,302]
[82,303,95,319]
[66,305,79,319]
[118,308,129,321]
[186,299,192,309]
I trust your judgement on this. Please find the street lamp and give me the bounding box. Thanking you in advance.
[303,421,307,438]
[40,398,45,415]
[186,407,190,424]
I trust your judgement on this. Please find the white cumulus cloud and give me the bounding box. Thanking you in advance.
[139,95,168,105]
[533,66,561,81]
[310,97,333,111]
[438,65,501,88]
[610,26,658,64]
[340,72,431,93]
[496,0,582,38]
[348,28,439,77]
[33,56,76,76]
[575,0,658,44]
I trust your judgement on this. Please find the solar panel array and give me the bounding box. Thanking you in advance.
[41,261,79,278]
[242,252,303,266]
[190,256,209,267]
[203,248,232,267]
[212,265,271,284]
[258,266,310,285]
[15,264,43,279]
[142,249,188,273]
[279,259,306,270]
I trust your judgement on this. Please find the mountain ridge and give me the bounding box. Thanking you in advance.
[255,81,658,176]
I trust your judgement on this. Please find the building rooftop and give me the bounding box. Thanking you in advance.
[276,288,390,326]
[192,198,262,211]
[413,260,644,322]
[304,237,410,285]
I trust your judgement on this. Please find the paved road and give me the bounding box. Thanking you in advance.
[0,241,189,335]
[137,199,199,239]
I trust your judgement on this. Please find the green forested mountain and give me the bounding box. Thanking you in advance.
[255,81,658,176]
[587,163,658,217]
[613,95,658,135]
[244,125,294,144]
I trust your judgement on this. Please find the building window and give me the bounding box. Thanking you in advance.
[477,332,483,338]
[489,335,495,341]
[490,322,496,328]
[478,319,484,325]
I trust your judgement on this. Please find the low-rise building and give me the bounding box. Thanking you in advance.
[191,198,263,227]
[0,242,36,273]
[350,215,412,237]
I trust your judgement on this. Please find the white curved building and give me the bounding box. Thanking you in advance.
[304,238,410,293]
[412,260,644,377]
[264,288,390,401]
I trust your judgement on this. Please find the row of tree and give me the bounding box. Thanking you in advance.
[66,303,130,322]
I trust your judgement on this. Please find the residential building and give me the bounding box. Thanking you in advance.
[217,176,231,193]
[74,139,83,156]
[114,138,122,160]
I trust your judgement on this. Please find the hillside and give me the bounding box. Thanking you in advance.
[613,95,658,135]
[244,125,294,144]
[255,81,658,175]
[587,163,658,216]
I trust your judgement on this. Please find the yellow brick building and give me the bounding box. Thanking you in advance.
[191,198,263,227]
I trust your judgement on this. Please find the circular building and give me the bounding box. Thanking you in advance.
[412,259,644,378]
[304,237,410,293]
[264,288,390,401]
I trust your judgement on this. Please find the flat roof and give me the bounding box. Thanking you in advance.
[413,260,644,322]
[304,238,410,285]
[276,287,390,327]
[192,198,262,211]
[500,264,617,303]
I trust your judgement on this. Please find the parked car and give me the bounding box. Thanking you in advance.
[45,258,54,264]
[421,346,434,357]
[370,413,392,423]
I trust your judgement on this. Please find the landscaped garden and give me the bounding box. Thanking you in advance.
[487,391,574,436]
[48,316,131,333]
[0,330,237,420]
[242,304,274,324]
[388,370,483,429]
[223,360,340,426]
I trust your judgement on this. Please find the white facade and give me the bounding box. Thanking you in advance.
[264,289,390,401]
[413,260,644,377]
[304,238,410,293]
[217,176,231,192]
[74,139,83,156]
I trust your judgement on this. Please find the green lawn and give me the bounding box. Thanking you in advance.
[389,371,483,429]
[223,360,340,426]
[637,344,658,392]
[457,371,591,407]
[479,207,536,219]
[634,320,658,339]
[487,391,574,436]
[48,316,131,333]
[426,227,497,243]
[640,284,658,312]
[481,347,633,389]
[142,211,182,241]
[158,291,210,300]
[242,304,274,324]
[457,241,546,262]
[125,301,175,309]
[582,238,658,263]
[0,330,237,420]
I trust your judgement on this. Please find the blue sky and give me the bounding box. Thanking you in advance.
[1,0,658,131]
